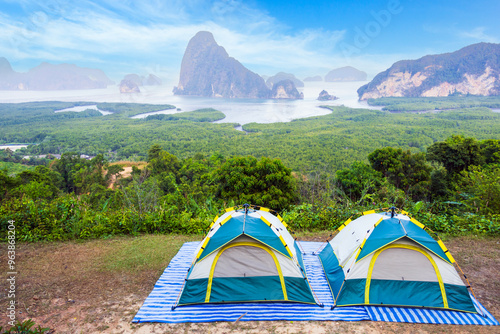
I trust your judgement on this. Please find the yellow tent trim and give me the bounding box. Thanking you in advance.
[259,207,270,212]
[220,215,232,226]
[359,238,367,250]
[196,237,211,260]
[225,207,234,213]
[279,235,294,258]
[364,244,448,308]
[260,216,272,227]
[205,241,288,303]
[437,240,455,263]
[363,210,376,215]
[277,214,288,227]
[353,248,362,261]
[373,217,383,227]
[209,215,219,228]
[337,218,352,232]
[410,217,426,229]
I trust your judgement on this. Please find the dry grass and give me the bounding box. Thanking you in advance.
[109,161,147,168]
[0,233,498,333]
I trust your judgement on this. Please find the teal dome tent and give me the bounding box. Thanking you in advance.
[177,205,317,306]
[319,210,478,313]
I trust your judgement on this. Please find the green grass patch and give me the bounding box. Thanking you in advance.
[100,234,200,272]
[0,161,33,175]
[145,108,226,122]
[368,96,500,112]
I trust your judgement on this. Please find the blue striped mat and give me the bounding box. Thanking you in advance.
[133,241,498,325]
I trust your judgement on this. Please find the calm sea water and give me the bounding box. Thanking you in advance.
[0,145,28,151]
[0,81,378,125]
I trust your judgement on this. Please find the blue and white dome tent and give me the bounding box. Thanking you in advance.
[318,208,478,313]
[176,204,317,306]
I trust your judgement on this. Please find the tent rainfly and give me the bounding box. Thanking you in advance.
[318,210,478,313]
[176,205,317,306]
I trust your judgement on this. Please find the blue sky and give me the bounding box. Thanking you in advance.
[1,0,499,82]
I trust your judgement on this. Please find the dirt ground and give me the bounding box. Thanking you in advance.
[1,234,498,333]
[107,161,147,189]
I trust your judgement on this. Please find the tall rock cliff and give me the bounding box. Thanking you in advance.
[173,31,271,99]
[0,57,19,90]
[119,79,141,93]
[358,43,500,100]
[271,79,304,99]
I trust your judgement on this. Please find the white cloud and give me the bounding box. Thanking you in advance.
[458,27,499,43]
[0,0,413,80]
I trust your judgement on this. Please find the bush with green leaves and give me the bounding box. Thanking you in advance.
[214,156,297,211]
[0,319,50,334]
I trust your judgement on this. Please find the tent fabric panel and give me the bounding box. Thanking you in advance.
[347,253,372,279]
[433,256,466,286]
[213,245,278,278]
[445,283,477,313]
[275,250,304,278]
[371,247,439,282]
[318,243,345,300]
[198,217,243,260]
[208,276,284,303]
[187,251,218,279]
[284,276,316,304]
[356,218,405,261]
[190,211,233,260]
[244,216,290,257]
[294,242,305,272]
[389,239,465,286]
[178,278,209,305]
[254,210,296,253]
[336,278,366,306]
[367,279,444,308]
[330,213,385,266]
[402,219,451,263]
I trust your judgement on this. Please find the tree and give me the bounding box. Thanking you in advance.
[215,156,297,211]
[106,164,125,185]
[457,165,500,214]
[73,154,109,194]
[480,139,500,165]
[51,152,86,193]
[15,166,61,200]
[426,135,484,176]
[336,161,382,202]
[147,146,179,176]
[0,169,17,200]
[121,173,159,217]
[368,147,431,201]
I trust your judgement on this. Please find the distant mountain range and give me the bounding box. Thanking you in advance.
[303,75,322,82]
[0,58,114,90]
[173,31,303,99]
[266,72,304,88]
[119,73,162,93]
[358,42,500,100]
[301,67,367,82]
[325,66,367,82]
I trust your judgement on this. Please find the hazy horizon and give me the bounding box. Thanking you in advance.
[1,0,499,83]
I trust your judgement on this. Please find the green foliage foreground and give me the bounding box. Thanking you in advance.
[1,134,499,242]
[1,319,50,334]
[1,100,500,241]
